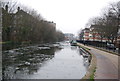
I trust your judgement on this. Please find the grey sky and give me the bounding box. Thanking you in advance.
[3,0,119,35]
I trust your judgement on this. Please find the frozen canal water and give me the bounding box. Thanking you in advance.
[3,42,90,79]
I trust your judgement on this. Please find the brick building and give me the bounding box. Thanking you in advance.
[79,26,108,42]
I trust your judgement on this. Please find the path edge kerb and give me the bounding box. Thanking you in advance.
[77,43,97,79]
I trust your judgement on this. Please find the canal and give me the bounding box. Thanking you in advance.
[2,41,90,79]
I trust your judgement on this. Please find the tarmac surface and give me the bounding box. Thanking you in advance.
[79,44,119,79]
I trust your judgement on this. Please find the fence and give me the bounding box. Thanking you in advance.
[77,40,119,54]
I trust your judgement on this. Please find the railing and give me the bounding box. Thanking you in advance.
[77,40,119,54]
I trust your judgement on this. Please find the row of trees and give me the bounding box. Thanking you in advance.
[2,2,65,45]
[79,1,120,43]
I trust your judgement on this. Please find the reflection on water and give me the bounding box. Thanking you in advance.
[3,44,59,79]
[71,46,77,50]
[3,42,91,79]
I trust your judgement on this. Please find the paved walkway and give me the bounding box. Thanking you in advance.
[79,44,119,79]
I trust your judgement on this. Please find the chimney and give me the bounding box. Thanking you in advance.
[17,7,20,12]
[5,5,8,13]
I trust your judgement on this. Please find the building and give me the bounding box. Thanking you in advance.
[89,25,108,42]
[82,28,90,41]
[79,25,108,42]
[64,33,74,41]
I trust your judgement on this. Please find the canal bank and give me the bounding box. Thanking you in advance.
[77,43,118,79]
[77,43,97,79]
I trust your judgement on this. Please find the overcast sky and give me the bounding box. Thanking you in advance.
[3,0,119,35]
